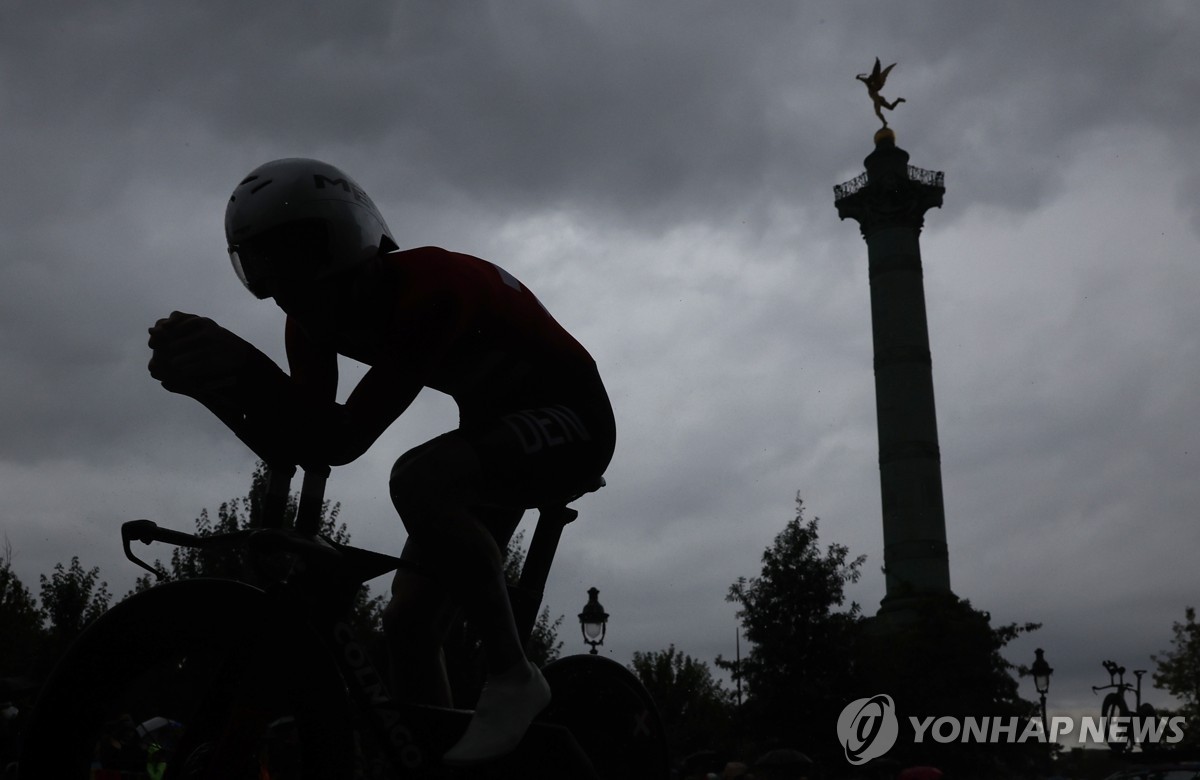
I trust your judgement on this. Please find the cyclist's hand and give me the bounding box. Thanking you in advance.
[148,312,260,394]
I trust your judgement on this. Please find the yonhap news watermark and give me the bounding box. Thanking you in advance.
[905,713,1188,746]
[836,694,1188,765]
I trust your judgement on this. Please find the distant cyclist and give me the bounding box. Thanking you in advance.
[147,158,616,765]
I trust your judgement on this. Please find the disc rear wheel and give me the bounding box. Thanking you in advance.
[540,654,670,780]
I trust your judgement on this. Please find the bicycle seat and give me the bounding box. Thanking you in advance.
[510,476,605,640]
[541,475,606,510]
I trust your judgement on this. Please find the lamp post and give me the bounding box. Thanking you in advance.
[1031,648,1053,737]
[578,587,609,655]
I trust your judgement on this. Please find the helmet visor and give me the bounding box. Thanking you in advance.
[229,245,273,299]
[227,220,330,300]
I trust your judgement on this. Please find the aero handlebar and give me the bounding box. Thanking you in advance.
[121,519,253,580]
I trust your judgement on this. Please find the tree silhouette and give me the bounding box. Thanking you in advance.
[1153,605,1200,748]
[717,493,865,761]
[714,492,1042,775]
[630,644,734,759]
[37,556,111,675]
[0,540,43,681]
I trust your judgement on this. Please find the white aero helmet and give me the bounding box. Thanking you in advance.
[224,158,397,299]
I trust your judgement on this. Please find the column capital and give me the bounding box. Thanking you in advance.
[834,137,945,237]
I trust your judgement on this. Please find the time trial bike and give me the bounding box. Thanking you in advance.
[17,463,669,779]
[1092,659,1158,754]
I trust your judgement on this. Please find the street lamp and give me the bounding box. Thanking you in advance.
[1031,648,1053,737]
[578,587,609,655]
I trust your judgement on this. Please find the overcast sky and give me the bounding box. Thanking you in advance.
[3,0,1198,736]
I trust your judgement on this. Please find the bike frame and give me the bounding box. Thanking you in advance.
[122,463,603,778]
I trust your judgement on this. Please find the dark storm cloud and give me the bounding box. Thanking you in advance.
[5,2,1195,227]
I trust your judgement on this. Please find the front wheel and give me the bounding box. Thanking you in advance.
[18,578,355,780]
[540,654,670,780]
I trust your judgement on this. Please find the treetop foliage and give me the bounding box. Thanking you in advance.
[1,540,44,680]
[630,644,734,758]
[1,544,113,682]
[38,557,111,639]
[1152,605,1200,747]
[716,494,865,759]
[1154,606,1200,708]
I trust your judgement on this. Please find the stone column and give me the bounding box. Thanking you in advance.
[834,130,951,611]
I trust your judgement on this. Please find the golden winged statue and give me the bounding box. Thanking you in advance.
[856,57,906,128]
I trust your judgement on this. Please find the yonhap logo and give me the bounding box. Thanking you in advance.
[837,694,899,764]
[834,694,1189,765]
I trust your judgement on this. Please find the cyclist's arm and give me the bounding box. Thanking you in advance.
[149,312,298,464]
[150,312,419,467]
[281,316,422,466]
[202,362,417,469]
[284,316,338,403]
[331,362,422,464]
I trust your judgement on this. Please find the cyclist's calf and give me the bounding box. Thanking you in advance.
[383,563,459,707]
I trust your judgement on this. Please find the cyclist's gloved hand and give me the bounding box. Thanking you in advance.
[148,311,265,396]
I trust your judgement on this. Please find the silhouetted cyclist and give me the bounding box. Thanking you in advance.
[147,158,615,765]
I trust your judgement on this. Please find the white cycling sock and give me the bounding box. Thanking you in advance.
[443,660,551,766]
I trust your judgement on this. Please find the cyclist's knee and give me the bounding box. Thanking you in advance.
[388,450,430,521]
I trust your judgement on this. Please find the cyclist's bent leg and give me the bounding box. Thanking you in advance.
[389,391,615,765]
[384,435,462,708]
[388,433,548,764]
[388,435,528,675]
[385,500,526,708]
